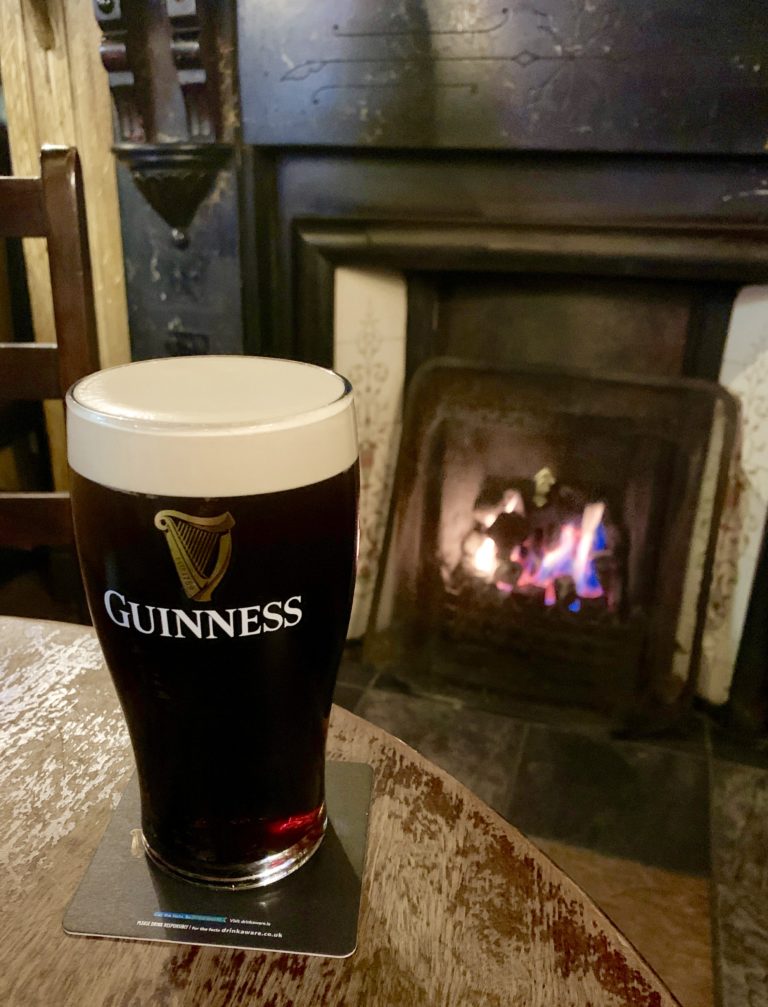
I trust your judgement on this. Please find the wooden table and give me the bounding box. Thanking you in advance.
[0,616,678,1006]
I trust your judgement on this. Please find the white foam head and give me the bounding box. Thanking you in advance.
[67,356,358,496]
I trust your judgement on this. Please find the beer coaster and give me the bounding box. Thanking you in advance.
[63,762,373,958]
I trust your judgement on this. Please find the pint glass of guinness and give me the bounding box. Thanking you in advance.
[67,356,358,887]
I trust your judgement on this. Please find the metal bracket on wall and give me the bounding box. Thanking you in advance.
[113,142,232,247]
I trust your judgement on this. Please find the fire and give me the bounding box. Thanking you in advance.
[573,502,605,597]
[475,503,608,607]
[473,536,498,578]
[503,490,525,515]
[538,523,578,581]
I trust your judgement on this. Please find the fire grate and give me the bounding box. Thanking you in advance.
[441,577,647,709]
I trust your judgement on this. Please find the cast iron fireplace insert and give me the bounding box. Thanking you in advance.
[366,360,736,726]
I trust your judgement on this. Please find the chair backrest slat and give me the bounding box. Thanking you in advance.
[0,146,99,559]
[39,148,100,394]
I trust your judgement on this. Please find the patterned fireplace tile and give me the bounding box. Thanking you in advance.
[333,267,407,639]
[697,286,768,703]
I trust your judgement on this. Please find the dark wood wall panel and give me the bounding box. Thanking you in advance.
[117,162,243,360]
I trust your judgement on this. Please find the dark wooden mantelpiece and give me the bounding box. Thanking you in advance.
[238,0,768,154]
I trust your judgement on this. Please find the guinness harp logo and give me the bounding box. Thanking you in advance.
[154,510,235,602]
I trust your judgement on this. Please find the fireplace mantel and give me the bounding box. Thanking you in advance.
[293,214,768,367]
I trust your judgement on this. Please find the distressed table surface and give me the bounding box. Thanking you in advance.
[0,616,678,1006]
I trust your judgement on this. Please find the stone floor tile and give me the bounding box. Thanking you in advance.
[355,688,527,814]
[507,722,710,874]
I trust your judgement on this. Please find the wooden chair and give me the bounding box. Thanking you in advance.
[0,146,99,551]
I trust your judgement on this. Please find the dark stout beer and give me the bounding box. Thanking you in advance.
[67,357,358,887]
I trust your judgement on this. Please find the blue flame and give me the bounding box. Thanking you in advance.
[593,521,607,551]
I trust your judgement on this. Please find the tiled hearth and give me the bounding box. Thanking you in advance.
[334,650,768,1007]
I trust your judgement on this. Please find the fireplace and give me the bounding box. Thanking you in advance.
[93,0,768,727]
[300,207,767,706]
[365,360,735,723]
[288,202,768,724]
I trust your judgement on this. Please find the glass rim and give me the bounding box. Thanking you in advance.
[66,356,354,436]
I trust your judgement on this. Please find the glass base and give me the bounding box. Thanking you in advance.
[142,807,327,889]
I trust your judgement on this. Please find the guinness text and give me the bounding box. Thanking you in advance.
[104,589,303,639]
